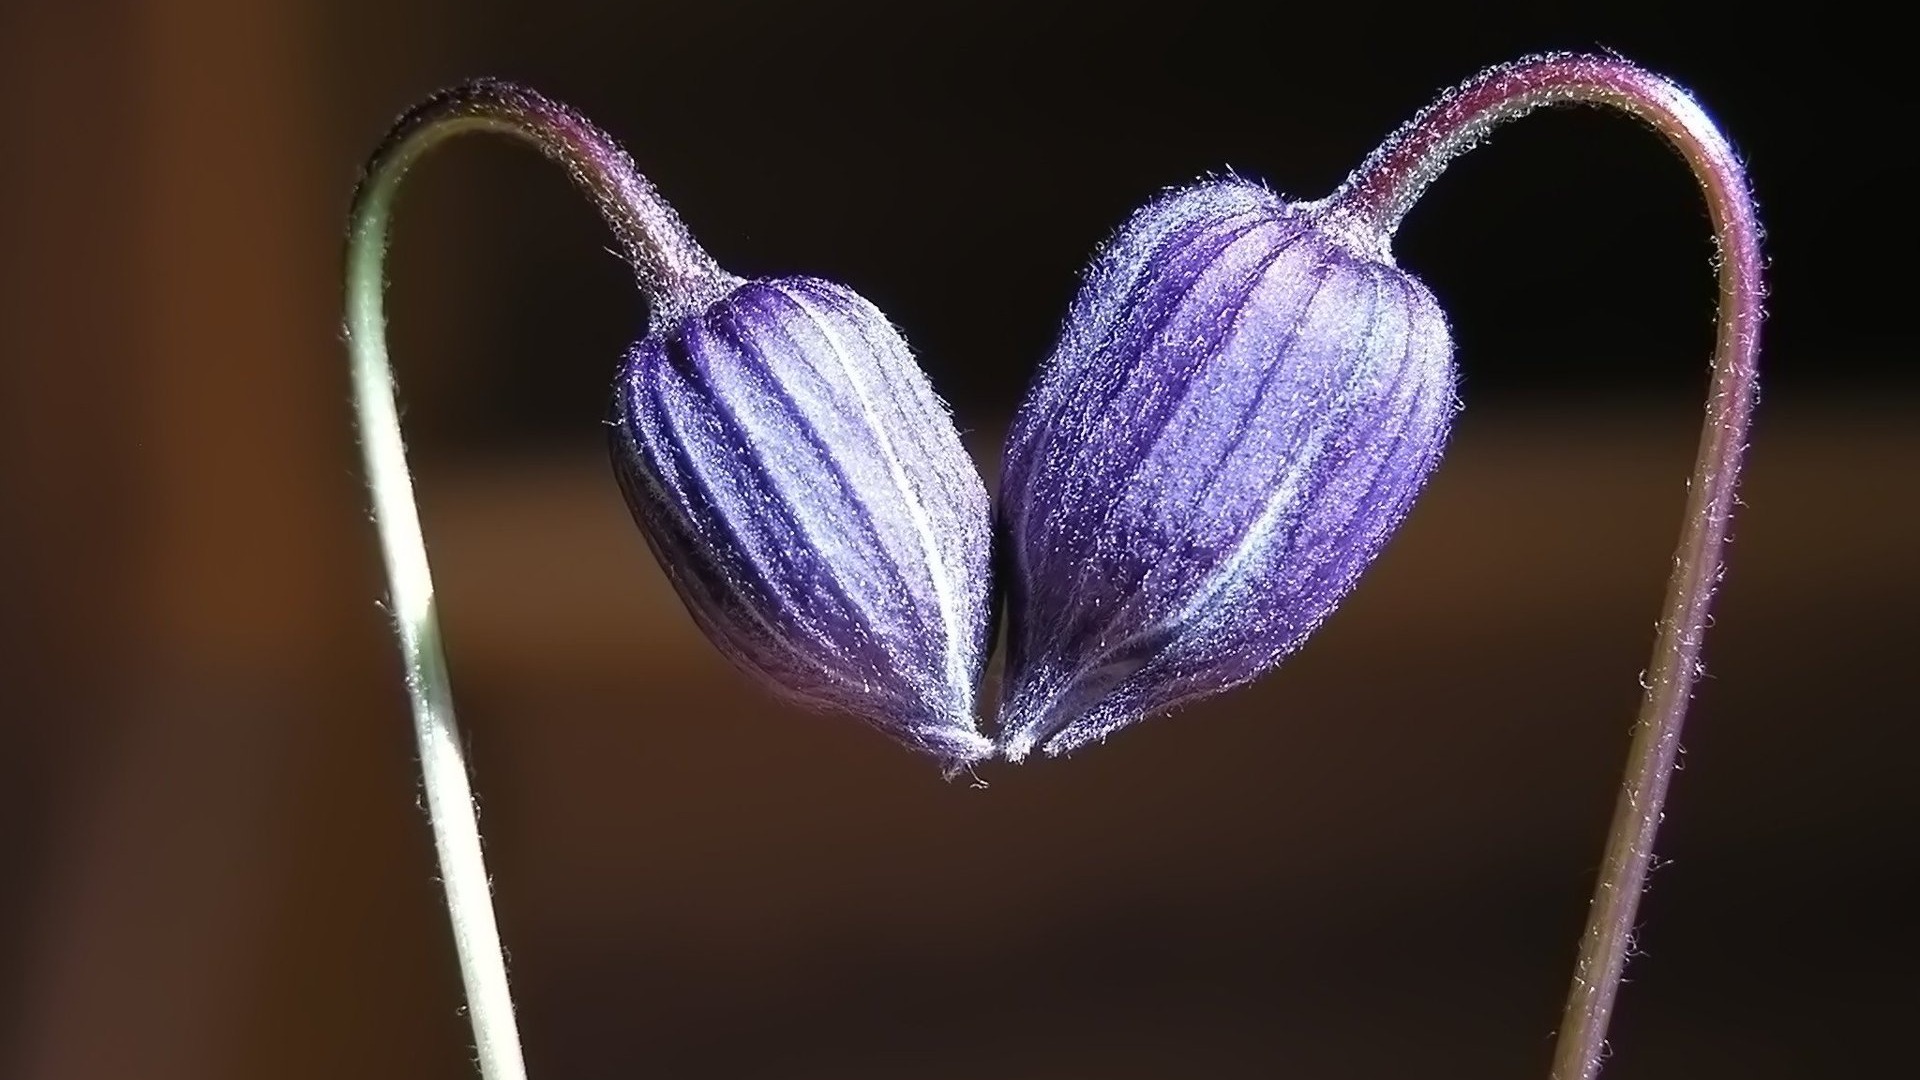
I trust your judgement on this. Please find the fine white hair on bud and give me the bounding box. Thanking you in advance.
[997,179,1457,760]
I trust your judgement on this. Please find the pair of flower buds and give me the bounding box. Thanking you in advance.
[611,160,1453,772]
[372,54,1744,777]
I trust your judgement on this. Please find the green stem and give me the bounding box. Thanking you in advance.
[1325,54,1765,1079]
[343,81,724,1080]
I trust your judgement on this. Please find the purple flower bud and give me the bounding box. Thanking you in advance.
[997,178,1457,760]
[611,276,994,769]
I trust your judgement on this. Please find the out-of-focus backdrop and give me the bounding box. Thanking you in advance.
[1,2,1910,1078]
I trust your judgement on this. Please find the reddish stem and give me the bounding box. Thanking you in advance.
[354,80,733,324]
[1325,54,1765,1080]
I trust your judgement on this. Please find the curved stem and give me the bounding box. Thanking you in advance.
[343,82,727,1080]
[1325,54,1765,1080]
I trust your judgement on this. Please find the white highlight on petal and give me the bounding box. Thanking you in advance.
[780,288,973,721]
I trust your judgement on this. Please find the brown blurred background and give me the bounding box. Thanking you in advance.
[1,2,1911,1078]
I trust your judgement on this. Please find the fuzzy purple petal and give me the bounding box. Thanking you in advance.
[999,179,1457,759]
[612,277,994,768]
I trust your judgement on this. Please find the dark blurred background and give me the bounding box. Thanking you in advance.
[1,1,1911,1078]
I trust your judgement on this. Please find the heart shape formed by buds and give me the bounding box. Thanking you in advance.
[996,179,1457,759]
[352,59,1763,1080]
[354,59,1759,790]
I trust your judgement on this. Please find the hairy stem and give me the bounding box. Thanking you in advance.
[343,81,724,1080]
[1325,54,1765,1080]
